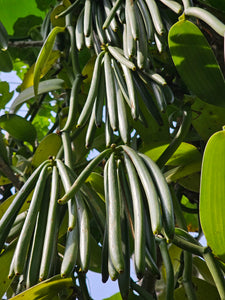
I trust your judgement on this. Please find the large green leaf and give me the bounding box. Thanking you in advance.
[86,172,104,200]
[0,50,13,72]
[0,191,33,220]
[144,142,201,165]
[0,114,37,144]
[193,256,214,285]
[174,277,220,299]
[0,0,45,35]
[191,96,225,141]
[10,275,74,299]
[198,0,225,11]
[0,241,16,298]
[200,129,225,261]
[32,133,62,168]
[104,293,122,300]
[88,235,102,273]
[10,79,66,112]
[168,20,225,107]
[13,15,43,38]
[0,81,14,109]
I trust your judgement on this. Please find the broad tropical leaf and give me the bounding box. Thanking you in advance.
[200,129,225,261]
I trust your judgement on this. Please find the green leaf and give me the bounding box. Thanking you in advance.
[0,21,8,50]
[36,0,57,11]
[32,115,51,142]
[0,81,14,109]
[33,26,65,96]
[144,142,201,165]
[10,79,65,112]
[174,277,220,299]
[86,172,105,200]
[0,240,16,299]
[0,191,32,220]
[197,0,225,11]
[178,172,201,193]
[191,96,225,141]
[32,133,62,168]
[168,20,225,107]
[10,275,74,299]
[13,15,42,38]
[88,235,102,273]
[0,114,37,144]
[181,195,199,232]
[104,293,122,300]
[0,49,13,72]
[0,176,11,185]
[200,129,225,261]
[165,160,201,184]
[0,0,45,35]
[193,256,214,285]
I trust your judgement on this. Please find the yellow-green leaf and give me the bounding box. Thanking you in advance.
[33,26,65,95]
[174,277,220,299]
[200,129,225,261]
[86,172,104,200]
[21,50,61,91]
[10,275,74,299]
[32,133,62,168]
[0,241,16,298]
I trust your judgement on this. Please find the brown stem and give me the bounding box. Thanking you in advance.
[0,156,22,190]
[8,40,44,48]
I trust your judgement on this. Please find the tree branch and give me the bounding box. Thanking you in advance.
[0,157,22,190]
[8,40,44,48]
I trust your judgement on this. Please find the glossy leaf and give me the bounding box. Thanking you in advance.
[32,133,62,168]
[33,26,65,95]
[0,114,37,144]
[200,129,225,261]
[10,79,65,112]
[168,20,225,107]
[10,275,74,299]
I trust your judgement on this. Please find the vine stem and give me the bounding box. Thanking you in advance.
[203,250,225,300]
[156,106,192,169]
[171,189,197,299]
